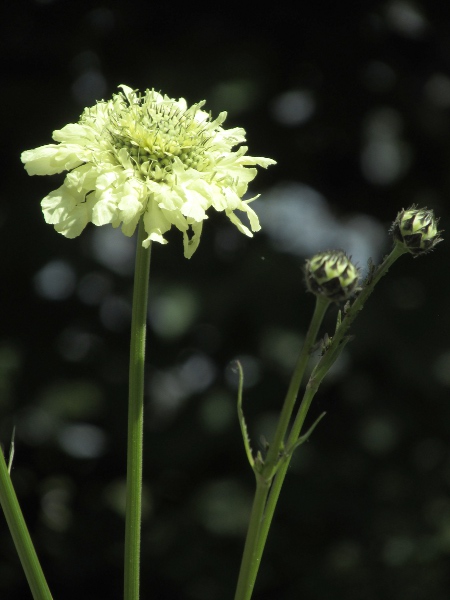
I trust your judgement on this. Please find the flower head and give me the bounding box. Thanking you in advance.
[21,85,275,258]
[305,250,360,302]
[391,205,443,256]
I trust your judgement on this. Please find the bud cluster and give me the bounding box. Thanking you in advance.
[305,251,359,302]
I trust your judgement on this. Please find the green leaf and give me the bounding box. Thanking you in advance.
[235,360,255,470]
[286,412,326,456]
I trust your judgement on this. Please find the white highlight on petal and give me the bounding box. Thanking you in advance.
[21,145,84,175]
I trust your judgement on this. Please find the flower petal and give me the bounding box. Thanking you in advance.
[21,145,84,175]
[91,193,119,226]
[41,183,92,237]
[52,123,93,144]
[142,199,171,248]
[226,210,253,237]
[183,221,203,259]
[54,203,91,238]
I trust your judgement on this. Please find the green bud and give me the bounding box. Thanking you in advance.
[305,250,360,302]
[391,206,443,256]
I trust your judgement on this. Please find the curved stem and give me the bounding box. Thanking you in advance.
[0,445,53,600]
[251,376,327,575]
[124,220,152,600]
[234,295,331,600]
[263,296,331,478]
[244,243,409,596]
[233,478,270,600]
[234,243,408,600]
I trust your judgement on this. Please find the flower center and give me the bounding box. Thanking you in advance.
[109,95,212,181]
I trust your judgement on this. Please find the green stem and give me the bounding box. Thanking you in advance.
[322,243,407,355]
[234,295,331,600]
[124,220,152,600]
[263,295,331,478]
[0,445,53,600]
[251,375,331,576]
[233,477,270,600]
[243,243,409,596]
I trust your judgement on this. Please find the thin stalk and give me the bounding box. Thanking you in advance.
[234,295,331,600]
[124,220,152,600]
[244,243,409,596]
[233,478,270,600]
[250,373,331,576]
[0,446,53,600]
[263,295,331,478]
[322,243,407,353]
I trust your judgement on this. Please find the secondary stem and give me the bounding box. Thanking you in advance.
[0,446,53,600]
[234,243,408,600]
[252,378,325,577]
[234,295,330,600]
[124,220,152,600]
[233,478,270,600]
[243,243,409,598]
[263,295,331,478]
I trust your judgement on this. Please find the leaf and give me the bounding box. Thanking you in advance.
[234,360,255,469]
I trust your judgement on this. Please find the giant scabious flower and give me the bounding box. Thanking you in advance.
[21,85,275,258]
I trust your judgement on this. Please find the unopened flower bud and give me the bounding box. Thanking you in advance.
[305,251,359,302]
[391,206,442,256]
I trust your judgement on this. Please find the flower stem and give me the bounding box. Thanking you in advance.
[234,295,331,600]
[124,220,152,600]
[0,444,53,600]
[233,477,270,600]
[247,379,326,582]
[234,243,408,600]
[238,243,409,600]
[263,295,331,479]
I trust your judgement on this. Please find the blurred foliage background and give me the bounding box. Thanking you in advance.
[2,1,450,599]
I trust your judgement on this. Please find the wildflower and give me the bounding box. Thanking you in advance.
[305,251,359,302]
[21,85,275,258]
[391,206,442,256]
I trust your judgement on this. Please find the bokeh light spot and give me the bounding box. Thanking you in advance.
[34,259,76,300]
[271,90,315,126]
[57,423,106,459]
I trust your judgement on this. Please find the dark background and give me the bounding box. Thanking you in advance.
[1,1,450,599]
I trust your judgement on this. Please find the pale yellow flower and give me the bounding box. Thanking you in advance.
[22,85,275,258]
